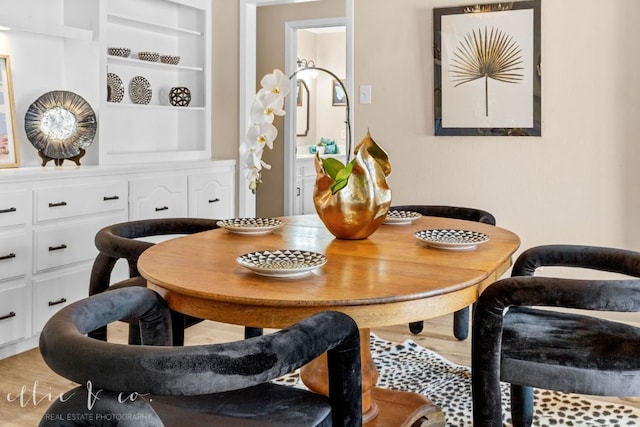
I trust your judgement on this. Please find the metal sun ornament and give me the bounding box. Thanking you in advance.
[449,26,524,116]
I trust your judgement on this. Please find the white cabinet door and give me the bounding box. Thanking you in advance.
[33,213,128,273]
[34,181,127,223]
[0,190,29,228]
[129,176,188,220]
[294,177,303,216]
[33,267,91,333]
[188,171,234,219]
[0,283,29,346]
[302,175,316,215]
[0,230,29,281]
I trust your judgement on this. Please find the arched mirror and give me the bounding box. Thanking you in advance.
[296,80,309,137]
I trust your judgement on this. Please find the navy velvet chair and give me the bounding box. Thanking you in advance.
[39,287,362,426]
[390,204,497,340]
[88,218,263,345]
[472,245,640,426]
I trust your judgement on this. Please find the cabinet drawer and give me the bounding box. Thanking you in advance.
[33,269,89,333]
[0,230,29,281]
[0,189,29,228]
[0,284,29,346]
[35,181,128,223]
[188,171,233,219]
[33,213,128,273]
[130,176,187,220]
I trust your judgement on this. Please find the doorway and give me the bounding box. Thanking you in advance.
[238,0,354,218]
[284,21,347,216]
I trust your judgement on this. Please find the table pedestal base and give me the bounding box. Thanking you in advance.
[368,387,444,427]
[300,328,445,426]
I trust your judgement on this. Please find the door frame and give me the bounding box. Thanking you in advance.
[283,17,349,215]
[238,0,354,217]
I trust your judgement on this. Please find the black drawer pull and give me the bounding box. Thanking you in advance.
[0,207,16,214]
[48,244,67,252]
[48,201,68,208]
[103,195,120,201]
[155,206,169,212]
[208,198,220,203]
[0,311,16,321]
[48,298,67,307]
[0,253,16,261]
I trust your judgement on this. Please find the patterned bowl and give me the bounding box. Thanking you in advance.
[107,47,131,58]
[160,55,181,65]
[138,51,159,62]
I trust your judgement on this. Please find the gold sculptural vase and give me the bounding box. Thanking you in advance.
[313,132,392,240]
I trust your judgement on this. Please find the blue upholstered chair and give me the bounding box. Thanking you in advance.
[472,245,640,426]
[88,218,263,345]
[390,204,497,340]
[39,287,362,426]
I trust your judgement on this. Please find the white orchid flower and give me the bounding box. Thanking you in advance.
[246,122,277,150]
[242,68,292,191]
[259,70,290,115]
[249,97,275,124]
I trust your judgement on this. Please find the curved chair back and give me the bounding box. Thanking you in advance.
[40,287,362,426]
[391,204,496,339]
[88,218,263,344]
[391,204,496,225]
[472,244,640,426]
[90,218,220,296]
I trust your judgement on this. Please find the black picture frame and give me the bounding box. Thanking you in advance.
[433,0,541,136]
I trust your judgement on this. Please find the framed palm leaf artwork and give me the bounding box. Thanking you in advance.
[433,0,541,136]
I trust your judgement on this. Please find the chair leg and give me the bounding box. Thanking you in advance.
[88,325,107,341]
[510,384,534,427]
[244,327,263,338]
[128,324,142,345]
[409,321,424,334]
[170,311,186,346]
[453,306,470,340]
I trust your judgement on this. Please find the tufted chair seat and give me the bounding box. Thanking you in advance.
[39,287,362,426]
[472,244,640,427]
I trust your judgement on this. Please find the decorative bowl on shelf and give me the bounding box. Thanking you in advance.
[107,47,131,58]
[169,87,191,107]
[160,55,180,65]
[138,51,159,62]
[129,76,152,105]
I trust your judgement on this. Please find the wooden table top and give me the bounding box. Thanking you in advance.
[139,215,520,328]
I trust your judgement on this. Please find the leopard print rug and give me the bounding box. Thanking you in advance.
[275,334,640,426]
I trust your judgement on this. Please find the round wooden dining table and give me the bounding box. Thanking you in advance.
[139,214,520,426]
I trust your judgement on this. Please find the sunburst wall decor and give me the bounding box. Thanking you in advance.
[24,90,97,166]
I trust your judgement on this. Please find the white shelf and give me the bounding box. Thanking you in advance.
[0,15,92,40]
[105,103,205,111]
[107,13,201,36]
[107,55,203,72]
[99,0,211,165]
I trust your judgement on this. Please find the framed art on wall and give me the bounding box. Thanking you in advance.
[433,0,541,136]
[332,79,346,106]
[0,55,19,168]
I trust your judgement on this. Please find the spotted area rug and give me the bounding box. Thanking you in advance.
[276,335,640,426]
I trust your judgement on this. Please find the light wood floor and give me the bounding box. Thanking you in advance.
[1,314,638,426]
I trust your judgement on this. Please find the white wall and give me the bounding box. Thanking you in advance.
[354,0,640,255]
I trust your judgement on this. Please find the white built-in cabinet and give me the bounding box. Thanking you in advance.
[99,0,211,164]
[0,162,235,359]
[0,0,235,359]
